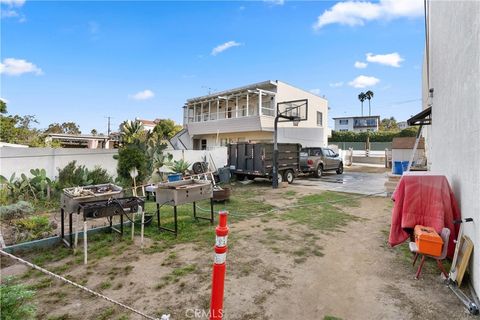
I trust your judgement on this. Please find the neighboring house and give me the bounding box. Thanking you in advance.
[179,80,329,150]
[417,0,479,295]
[136,118,157,131]
[333,115,380,132]
[45,133,118,149]
[397,121,410,130]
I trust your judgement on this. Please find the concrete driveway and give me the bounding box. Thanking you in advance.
[292,171,387,196]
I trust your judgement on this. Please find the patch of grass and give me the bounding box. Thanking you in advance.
[156,264,197,289]
[324,316,343,320]
[99,281,112,290]
[95,307,115,320]
[47,314,74,320]
[29,277,54,290]
[280,192,361,232]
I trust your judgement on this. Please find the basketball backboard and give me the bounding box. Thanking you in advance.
[276,99,308,122]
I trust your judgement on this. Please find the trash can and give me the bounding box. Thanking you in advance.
[167,173,182,182]
[402,161,410,173]
[393,161,403,175]
[217,167,231,183]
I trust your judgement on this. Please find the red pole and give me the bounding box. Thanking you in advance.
[210,210,229,320]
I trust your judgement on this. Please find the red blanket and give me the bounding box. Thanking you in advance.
[388,173,460,257]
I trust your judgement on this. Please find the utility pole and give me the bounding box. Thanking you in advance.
[105,116,113,136]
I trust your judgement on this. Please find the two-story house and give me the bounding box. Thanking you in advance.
[172,80,329,150]
[333,115,380,132]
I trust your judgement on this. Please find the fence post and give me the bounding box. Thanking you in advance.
[210,211,229,320]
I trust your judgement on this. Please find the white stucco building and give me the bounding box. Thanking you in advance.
[177,80,329,150]
[333,115,380,132]
[420,0,479,295]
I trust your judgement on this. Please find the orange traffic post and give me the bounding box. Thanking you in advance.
[210,210,229,320]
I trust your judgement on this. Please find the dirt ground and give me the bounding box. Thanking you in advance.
[344,164,390,174]
[1,185,473,320]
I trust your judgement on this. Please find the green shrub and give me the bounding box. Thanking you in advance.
[169,159,191,174]
[14,216,54,241]
[86,166,112,185]
[57,161,92,189]
[0,277,37,320]
[116,144,148,185]
[329,128,417,142]
[0,201,34,220]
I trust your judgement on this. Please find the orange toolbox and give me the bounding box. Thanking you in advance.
[414,225,444,256]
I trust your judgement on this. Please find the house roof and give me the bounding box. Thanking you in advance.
[333,115,381,120]
[186,80,276,103]
[392,137,425,149]
[137,119,157,126]
[46,133,110,140]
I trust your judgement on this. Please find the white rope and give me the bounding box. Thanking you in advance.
[0,250,165,320]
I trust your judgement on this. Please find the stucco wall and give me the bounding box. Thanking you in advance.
[427,1,480,293]
[0,147,119,179]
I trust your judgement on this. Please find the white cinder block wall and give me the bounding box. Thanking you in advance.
[426,1,480,294]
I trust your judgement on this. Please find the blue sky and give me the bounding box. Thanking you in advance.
[1,0,425,134]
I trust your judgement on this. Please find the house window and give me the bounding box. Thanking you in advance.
[201,139,207,150]
[339,129,348,132]
[339,119,348,125]
[317,112,323,126]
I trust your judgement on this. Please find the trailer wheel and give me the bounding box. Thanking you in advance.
[236,174,246,181]
[284,170,294,184]
[276,172,283,184]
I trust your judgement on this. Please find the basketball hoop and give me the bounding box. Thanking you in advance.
[272,100,308,189]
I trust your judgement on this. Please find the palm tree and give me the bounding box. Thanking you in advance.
[358,92,366,116]
[120,120,145,144]
[365,90,374,116]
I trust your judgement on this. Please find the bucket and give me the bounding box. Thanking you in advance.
[402,161,410,173]
[167,173,182,182]
[393,161,403,175]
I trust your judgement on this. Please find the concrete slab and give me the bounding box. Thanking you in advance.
[293,171,388,196]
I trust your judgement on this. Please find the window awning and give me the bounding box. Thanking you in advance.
[407,107,431,126]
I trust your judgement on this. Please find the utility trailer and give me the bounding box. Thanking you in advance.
[228,142,301,184]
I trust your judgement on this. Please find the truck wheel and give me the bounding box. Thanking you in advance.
[314,165,323,178]
[236,174,246,181]
[336,162,344,174]
[247,175,255,181]
[283,170,294,184]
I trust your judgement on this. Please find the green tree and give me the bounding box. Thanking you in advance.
[116,144,148,185]
[44,122,81,135]
[0,100,7,114]
[365,90,374,116]
[379,117,398,131]
[358,92,366,116]
[90,129,98,135]
[120,120,145,144]
[153,119,182,139]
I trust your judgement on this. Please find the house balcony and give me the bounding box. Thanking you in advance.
[186,114,275,136]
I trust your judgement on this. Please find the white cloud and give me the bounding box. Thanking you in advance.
[329,82,344,88]
[309,89,321,95]
[211,41,242,56]
[366,52,404,67]
[0,58,43,76]
[129,89,155,101]
[264,0,285,5]
[0,0,25,6]
[348,75,380,88]
[1,9,18,18]
[354,61,368,69]
[313,0,423,30]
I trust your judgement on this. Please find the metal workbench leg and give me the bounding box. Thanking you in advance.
[69,213,73,248]
[193,201,197,221]
[61,208,65,243]
[120,213,123,235]
[174,206,178,237]
[156,203,160,229]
